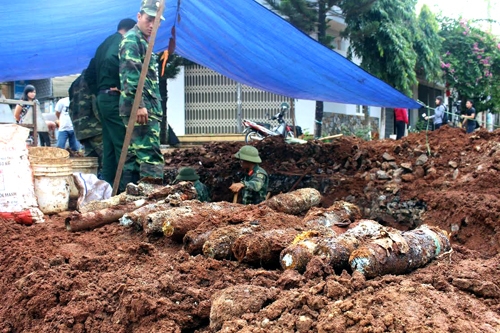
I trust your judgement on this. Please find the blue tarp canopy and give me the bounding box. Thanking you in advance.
[0,0,420,109]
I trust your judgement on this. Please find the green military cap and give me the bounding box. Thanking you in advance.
[176,167,200,181]
[234,145,262,164]
[141,0,165,20]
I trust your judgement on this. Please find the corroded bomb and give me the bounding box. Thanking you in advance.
[266,188,321,215]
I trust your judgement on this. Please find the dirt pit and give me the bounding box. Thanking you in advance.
[1,126,500,332]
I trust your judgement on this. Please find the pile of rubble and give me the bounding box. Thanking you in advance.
[0,126,499,332]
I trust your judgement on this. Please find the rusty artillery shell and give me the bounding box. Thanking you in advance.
[232,228,300,267]
[147,181,198,200]
[202,224,258,260]
[314,220,385,269]
[304,201,362,228]
[79,192,145,213]
[119,201,171,228]
[350,225,451,278]
[65,200,145,232]
[280,228,336,272]
[139,206,196,237]
[183,229,215,255]
[266,188,321,215]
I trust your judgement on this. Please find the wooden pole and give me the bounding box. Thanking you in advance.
[317,134,343,141]
[32,101,38,146]
[112,0,165,196]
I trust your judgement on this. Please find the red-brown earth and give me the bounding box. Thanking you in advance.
[1,125,499,332]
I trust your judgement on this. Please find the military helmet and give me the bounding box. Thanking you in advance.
[234,145,262,164]
[176,167,199,181]
[141,0,165,20]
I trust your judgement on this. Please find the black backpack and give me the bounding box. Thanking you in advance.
[441,106,448,124]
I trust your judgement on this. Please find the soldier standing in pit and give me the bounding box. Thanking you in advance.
[118,0,165,191]
[85,18,136,186]
[230,145,269,204]
[68,69,103,172]
[174,167,210,202]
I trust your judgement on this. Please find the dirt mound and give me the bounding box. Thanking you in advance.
[1,126,499,332]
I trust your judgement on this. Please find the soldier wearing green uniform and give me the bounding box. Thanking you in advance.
[118,0,165,191]
[230,146,269,205]
[68,69,103,172]
[174,167,210,202]
[86,18,136,186]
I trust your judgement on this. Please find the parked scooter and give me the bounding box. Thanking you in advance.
[242,102,295,143]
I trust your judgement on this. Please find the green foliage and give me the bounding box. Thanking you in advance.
[263,0,317,34]
[159,53,189,80]
[439,17,500,113]
[414,5,443,82]
[408,120,429,133]
[339,124,371,140]
[343,0,419,97]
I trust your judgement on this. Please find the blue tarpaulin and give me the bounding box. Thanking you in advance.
[0,0,421,108]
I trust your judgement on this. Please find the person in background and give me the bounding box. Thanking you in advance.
[424,96,446,130]
[13,85,51,145]
[118,0,164,191]
[230,145,269,205]
[394,107,408,139]
[14,85,39,125]
[55,97,80,151]
[461,99,476,134]
[85,18,136,185]
[174,167,210,202]
[69,69,104,174]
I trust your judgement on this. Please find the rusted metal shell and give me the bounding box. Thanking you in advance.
[350,225,451,278]
[65,200,145,232]
[314,220,385,269]
[280,229,336,272]
[266,188,321,215]
[183,229,215,255]
[147,181,198,201]
[79,192,145,213]
[202,225,258,260]
[232,228,300,267]
[304,201,362,228]
[119,201,171,228]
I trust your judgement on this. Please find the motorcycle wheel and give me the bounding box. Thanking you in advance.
[245,131,265,143]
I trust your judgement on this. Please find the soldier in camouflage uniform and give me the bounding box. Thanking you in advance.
[230,146,269,205]
[68,70,103,172]
[174,167,210,202]
[118,0,165,191]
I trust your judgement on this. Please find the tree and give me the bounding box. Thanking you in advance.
[343,0,419,97]
[439,17,500,112]
[264,0,374,138]
[414,5,443,83]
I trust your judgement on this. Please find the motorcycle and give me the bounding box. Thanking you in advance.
[242,103,295,143]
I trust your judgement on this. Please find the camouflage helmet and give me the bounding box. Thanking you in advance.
[234,145,262,164]
[141,0,165,20]
[176,167,199,181]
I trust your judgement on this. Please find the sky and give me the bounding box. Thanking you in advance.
[417,0,500,34]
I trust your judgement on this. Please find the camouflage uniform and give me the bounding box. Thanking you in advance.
[193,180,210,202]
[119,25,164,189]
[241,165,268,205]
[68,71,103,169]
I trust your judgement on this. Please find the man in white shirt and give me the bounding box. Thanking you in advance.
[55,97,80,151]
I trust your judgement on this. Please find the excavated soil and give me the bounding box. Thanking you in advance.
[1,126,500,332]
